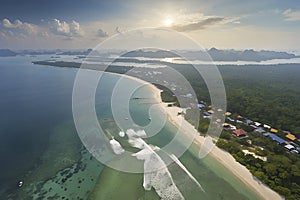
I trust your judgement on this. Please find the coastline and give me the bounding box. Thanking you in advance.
[115,72,284,200]
[156,92,284,200]
[31,63,283,199]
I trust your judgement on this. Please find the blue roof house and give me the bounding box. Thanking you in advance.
[255,127,266,133]
[245,119,253,124]
[264,132,287,144]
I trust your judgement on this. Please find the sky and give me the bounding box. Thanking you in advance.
[0,0,300,50]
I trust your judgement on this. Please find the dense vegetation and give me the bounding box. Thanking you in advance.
[170,63,300,137]
[216,130,300,200]
[220,65,300,135]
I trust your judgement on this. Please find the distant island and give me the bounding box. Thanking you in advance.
[2,48,299,62]
[206,48,298,62]
[32,61,133,74]
[0,49,92,57]
[122,48,299,62]
[0,49,17,57]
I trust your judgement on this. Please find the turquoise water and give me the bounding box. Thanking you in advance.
[0,56,261,199]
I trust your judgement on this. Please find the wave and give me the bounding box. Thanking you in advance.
[109,138,124,155]
[128,129,184,199]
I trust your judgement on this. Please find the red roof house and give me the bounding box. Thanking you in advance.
[233,129,247,137]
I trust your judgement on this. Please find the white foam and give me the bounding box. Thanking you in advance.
[129,129,184,200]
[126,129,147,138]
[126,129,137,138]
[119,131,125,137]
[109,139,124,155]
[128,137,146,149]
[135,130,147,137]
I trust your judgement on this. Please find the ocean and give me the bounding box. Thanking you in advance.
[0,55,261,199]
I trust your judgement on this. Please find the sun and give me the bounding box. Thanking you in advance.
[163,18,173,27]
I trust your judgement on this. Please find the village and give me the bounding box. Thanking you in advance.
[197,101,300,159]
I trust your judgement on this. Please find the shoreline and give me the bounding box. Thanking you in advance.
[156,92,284,200]
[113,72,284,200]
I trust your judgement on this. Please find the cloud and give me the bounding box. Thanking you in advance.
[2,18,20,28]
[283,9,300,21]
[0,18,87,47]
[0,18,38,37]
[172,17,225,32]
[97,28,108,37]
[49,19,84,37]
[233,20,241,24]
[69,20,83,36]
[157,12,236,32]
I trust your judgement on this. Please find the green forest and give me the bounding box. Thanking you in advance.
[170,63,300,137]
[215,128,300,199]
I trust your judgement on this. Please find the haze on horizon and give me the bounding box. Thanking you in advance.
[0,0,300,51]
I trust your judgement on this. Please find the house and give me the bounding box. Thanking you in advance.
[233,129,247,137]
[225,112,232,116]
[286,133,296,141]
[263,124,271,129]
[264,133,286,144]
[270,128,278,133]
[230,125,237,130]
[208,110,214,114]
[254,122,261,127]
[204,115,212,119]
[227,117,235,122]
[197,104,205,109]
[290,142,299,147]
[203,111,211,116]
[290,150,299,154]
[254,127,266,133]
[236,120,243,124]
[250,125,258,129]
[284,144,295,151]
[223,123,231,128]
[237,115,243,119]
[223,123,236,131]
[245,119,253,125]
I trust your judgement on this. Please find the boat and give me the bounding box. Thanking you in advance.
[18,181,23,187]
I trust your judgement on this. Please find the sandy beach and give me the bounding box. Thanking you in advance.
[109,72,283,200]
[135,75,283,200]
